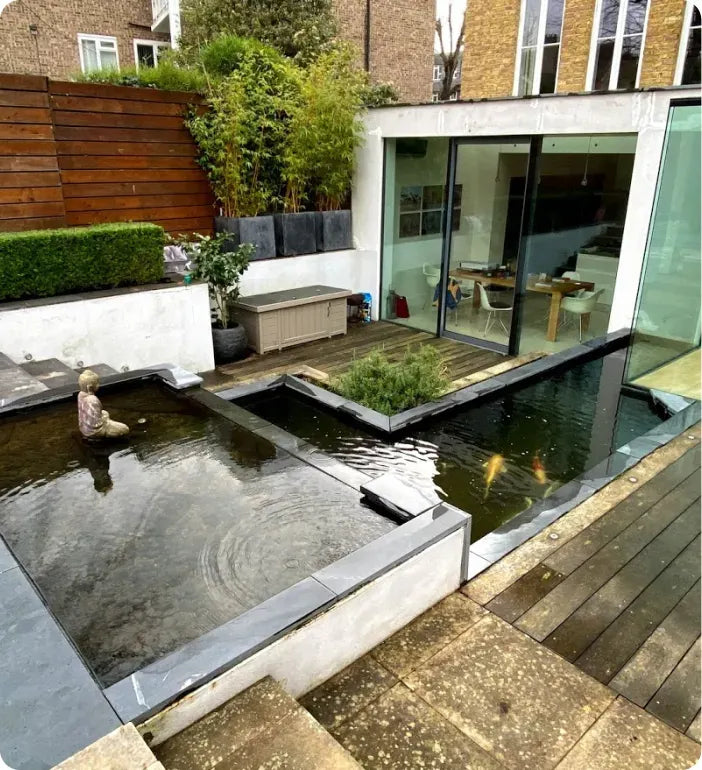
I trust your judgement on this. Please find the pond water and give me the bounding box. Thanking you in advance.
[0,382,394,686]
[238,351,664,541]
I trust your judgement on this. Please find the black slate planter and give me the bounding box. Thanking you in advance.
[212,324,248,364]
[315,209,352,252]
[273,212,318,257]
[214,215,276,261]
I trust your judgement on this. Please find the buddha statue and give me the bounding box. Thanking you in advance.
[77,369,129,439]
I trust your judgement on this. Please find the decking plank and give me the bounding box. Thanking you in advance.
[515,472,701,641]
[544,501,700,661]
[646,637,701,733]
[609,581,701,707]
[486,564,566,624]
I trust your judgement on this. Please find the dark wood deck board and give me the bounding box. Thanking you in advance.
[486,564,566,624]
[647,637,701,733]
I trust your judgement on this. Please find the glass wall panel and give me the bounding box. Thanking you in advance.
[380,138,450,333]
[516,134,637,354]
[626,103,701,390]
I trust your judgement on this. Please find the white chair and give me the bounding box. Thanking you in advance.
[478,282,512,336]
[560,288,604,341]
[561,270,585,298]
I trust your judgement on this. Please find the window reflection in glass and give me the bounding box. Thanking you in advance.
[682,7,701,85]
[540,45,560,93]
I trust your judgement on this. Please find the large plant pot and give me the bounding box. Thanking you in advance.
[274,212,317,257]
[214,215,276,261]
[315,209,352,252]
[212,324,248,364]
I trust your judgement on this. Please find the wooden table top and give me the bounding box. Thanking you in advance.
[452,268,594,295]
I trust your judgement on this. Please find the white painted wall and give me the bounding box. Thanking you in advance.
[0,283,214,374]
[239,249,380,320]
[140,530,464,745]
[351,88,700,335]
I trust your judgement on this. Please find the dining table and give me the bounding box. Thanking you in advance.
[452,269,595,342]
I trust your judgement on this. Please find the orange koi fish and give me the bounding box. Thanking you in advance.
[532,454,548,485]
[483,454,505,500]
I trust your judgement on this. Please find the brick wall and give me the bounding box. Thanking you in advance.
[639,0,686,87]
[460,0,521,98]
[0,0,168,79]
[557,0,597,92]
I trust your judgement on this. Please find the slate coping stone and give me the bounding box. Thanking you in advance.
[0,367,48,407]
[0,352,16,370]
[579,451,641,490]
[20,358,79,389]
[360,473,441,520]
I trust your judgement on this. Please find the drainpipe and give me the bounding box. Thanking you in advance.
[364,0,371,72]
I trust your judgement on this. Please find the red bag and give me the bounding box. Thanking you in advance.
[395,295,410,318]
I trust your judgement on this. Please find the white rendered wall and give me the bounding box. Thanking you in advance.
[239,249,380,320]
[140,530,464,745]
[352,88,700,334]
[0,283,214,374]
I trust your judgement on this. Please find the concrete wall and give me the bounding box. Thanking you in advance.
[352,89,699,334]
[0,283,214,373]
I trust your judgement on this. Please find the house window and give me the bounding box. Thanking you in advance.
[431,93,439,102]
[398,185,462,238]
[134,39,171,69]
[515,0,566,96]
[587,0,650,91]
[433,64,443,80]
[78,34,119,73]
[675,4,701,85]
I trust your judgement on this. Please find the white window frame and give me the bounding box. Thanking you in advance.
[133,39,171,69]
[433,64,442,81]
[674,1,702,85]
[77,33,119,73]
[585,0,652,91]
[513,0,566,96]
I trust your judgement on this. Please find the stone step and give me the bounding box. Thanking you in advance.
[154,677,363,770]
[20,358,79,389]
[75,363,119,378]
[0,351,48,407]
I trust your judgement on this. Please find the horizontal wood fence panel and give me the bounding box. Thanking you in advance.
[0,89,49,108]
[54,126,194,144]
[64,193,213,212]
[0,76,212,236]
[62,180,211,198]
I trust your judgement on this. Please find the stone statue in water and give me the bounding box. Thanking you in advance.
[77,369,129,439]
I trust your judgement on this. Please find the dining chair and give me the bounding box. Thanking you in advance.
[562,270,585,298]
[560,288,604,341]
[478,282,512,336]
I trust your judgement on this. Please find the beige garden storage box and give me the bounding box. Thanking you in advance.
[231,285,352,354]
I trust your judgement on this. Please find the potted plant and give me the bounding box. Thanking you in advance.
[185,233,254,363]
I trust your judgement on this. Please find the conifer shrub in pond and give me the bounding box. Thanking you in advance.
[332,346,450,416]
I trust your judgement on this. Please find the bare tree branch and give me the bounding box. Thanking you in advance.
[435,2,464,101]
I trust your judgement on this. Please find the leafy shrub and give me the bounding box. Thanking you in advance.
[76,60,205,92]
[0,223,165,302]
[332,346,450,415]
[361,81,400,108]
[199,35,269,78]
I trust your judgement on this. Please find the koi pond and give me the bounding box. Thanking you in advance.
[237,350,665,541]
[0,382,395,687]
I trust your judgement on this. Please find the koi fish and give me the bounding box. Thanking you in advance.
[532,454,548,485]
[543,481,562,499]
[483,453,505,499]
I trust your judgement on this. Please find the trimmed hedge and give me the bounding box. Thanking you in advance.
[0,223,165,302]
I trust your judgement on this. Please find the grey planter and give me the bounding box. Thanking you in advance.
[316,209,352,252]
[274,212,318,257]
[212,324,248,364]
[214,215,276,261]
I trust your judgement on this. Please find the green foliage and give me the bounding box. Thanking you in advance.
[282,45,365,212]
[186,37,300,217]
[199,35,269,78]
[76,60,205,92]
[332,346,450,416]
[361,81,400,108]
[179,0,337,64]
[183,233,253,328]
[0,223,164,302]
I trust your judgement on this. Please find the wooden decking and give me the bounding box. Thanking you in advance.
[202,321,507,391]
[483,442,701,736]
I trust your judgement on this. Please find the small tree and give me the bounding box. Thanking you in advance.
[186,233,253,328]
[435,3,465,101]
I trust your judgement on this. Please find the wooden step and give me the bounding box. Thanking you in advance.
[154,677,362,770]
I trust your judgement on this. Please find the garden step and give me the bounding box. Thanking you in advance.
[20,358,79,389]
[154,677,363,770]
[0,363,47,407]
[74,363,119,377]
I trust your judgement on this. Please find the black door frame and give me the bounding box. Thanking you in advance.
[436,135,542,355]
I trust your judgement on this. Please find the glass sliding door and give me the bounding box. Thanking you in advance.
[440,139,531,352]
[380,138,450,333]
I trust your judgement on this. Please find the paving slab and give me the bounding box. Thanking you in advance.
[371,593,486,677]
[333,682,503,770]
[404,614,614,770]
[555,696,700,770]
[54,724,156,770]
[20,358,80,389]
[299,655,397,730]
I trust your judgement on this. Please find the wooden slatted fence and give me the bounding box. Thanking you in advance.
[0,75,214,236]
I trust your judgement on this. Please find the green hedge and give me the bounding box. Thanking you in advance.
[0,223,165,302]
